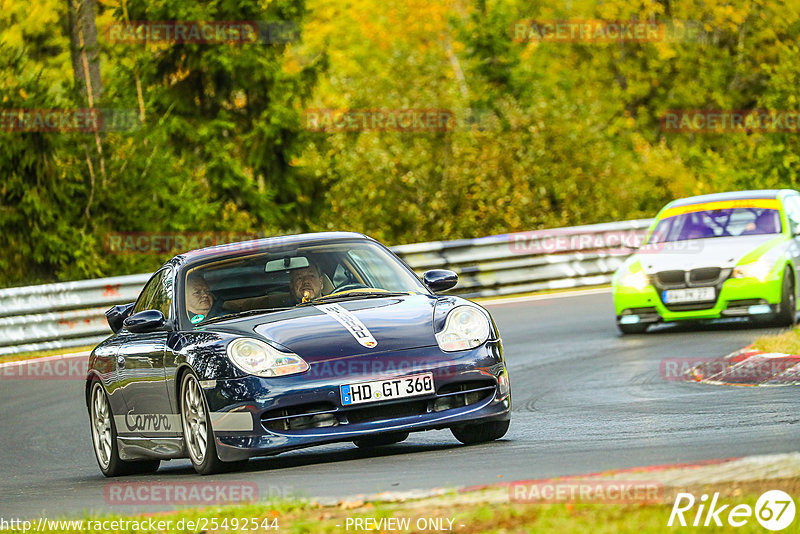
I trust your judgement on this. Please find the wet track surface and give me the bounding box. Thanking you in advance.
[1,290,798,518]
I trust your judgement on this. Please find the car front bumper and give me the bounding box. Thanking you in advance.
[202,341,511,461]
[613,276,783,325]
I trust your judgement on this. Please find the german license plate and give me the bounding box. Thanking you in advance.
[341,373,434,406]
[662,287,715,304]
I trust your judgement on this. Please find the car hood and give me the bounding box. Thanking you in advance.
[201,294,438,362]
[638,234,783,274]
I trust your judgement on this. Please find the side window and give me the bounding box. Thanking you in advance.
[133,268,173,317]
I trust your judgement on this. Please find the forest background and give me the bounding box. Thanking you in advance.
[2,0,798,285]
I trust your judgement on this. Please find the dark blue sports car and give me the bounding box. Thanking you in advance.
[86,233,511,475]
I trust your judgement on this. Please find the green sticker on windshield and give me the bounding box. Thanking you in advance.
[190,314,205,324]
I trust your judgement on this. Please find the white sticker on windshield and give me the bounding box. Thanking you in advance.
[315,303,378,348]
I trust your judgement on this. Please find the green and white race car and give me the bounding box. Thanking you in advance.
[613,189,800,334]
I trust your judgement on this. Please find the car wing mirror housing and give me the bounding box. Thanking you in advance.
[423,269,458,292]
[106,302,135,334]
[123,310,167,333]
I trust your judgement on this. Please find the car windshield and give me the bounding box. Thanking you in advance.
[648,207,782,243]
[180,240,428,326]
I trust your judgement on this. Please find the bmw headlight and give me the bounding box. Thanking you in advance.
[436,306,491,352]
[619,269,650,291]
[732,259,774,282]
[227,338,309,377]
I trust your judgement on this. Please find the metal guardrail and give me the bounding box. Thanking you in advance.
[0,219,653,355]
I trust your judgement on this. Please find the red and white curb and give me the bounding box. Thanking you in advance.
[684,347,800,386]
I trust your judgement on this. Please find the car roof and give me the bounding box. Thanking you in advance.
[172,231,376,270]
[667,189,795,208]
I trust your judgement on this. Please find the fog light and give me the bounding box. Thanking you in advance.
[620,315,641,324]
[434,397,457,412]
[748,304,772,315]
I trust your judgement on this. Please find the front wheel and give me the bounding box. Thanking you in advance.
[89,381,160,477]
[180,372,225,475]
[775,270,797,327]
[451,420,509,445]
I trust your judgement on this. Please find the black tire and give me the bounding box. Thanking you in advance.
[89,380,160,477]
[451,419,509,445]
[617,322,649,335]
[775,269,797,327]
[180,372,225,475]
[353,431,409,448]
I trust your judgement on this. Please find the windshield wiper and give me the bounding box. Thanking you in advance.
[302,291,412,305]
[200,307,293,324]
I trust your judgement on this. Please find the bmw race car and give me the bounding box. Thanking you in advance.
[613,190,800,334]
[87,233,511,476]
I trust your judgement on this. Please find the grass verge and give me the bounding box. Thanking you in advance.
[751,327,800,354]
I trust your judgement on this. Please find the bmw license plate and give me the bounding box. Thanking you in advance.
[341,373,434,406]
[662,287,715,304]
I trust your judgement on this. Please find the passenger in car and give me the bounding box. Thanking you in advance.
[744,210,779,235]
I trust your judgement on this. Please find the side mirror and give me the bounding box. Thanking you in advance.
[423,269,458,292]
[123,310,166,333]
[106,302,135,334]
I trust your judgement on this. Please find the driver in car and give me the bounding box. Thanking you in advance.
[185,275,220,323]
[290,263,326,303]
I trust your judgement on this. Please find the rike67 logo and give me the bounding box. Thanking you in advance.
[669,490,796,531]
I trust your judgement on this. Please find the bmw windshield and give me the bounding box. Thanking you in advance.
[648,206,782,244]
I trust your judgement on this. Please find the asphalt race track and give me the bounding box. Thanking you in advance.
[1,290,798,518]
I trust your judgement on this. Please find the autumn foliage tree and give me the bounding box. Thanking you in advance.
[2,0,800,285]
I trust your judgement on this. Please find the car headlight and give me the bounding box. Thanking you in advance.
[227,338,309,377]
[732,259,774,282]
[619,269,650,291]
[435,306,491,352]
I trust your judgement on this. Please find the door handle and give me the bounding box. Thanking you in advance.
[117,355,125,369]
